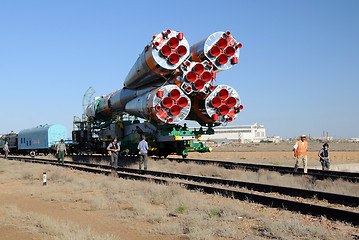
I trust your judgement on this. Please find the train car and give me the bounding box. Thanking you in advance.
[18,124,67,154]
[0,132,18,154]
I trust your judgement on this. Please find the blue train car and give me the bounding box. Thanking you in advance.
[18,124,67,154]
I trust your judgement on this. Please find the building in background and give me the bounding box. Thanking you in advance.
[190,122,280,143]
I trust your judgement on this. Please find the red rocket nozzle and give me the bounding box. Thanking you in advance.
[176,45,187,56]
[217,38,228,49]
[228,117,233,122]
[170,105,181,116]
[157,91,163,98]
[155,105,161,111]
[218,89,229,99]
[166,29,171,34]
[209,85,215,91]
[211,97,221,107]
[226,97,237,107]
[170,89,181,99]
[225,46,236,57]
[178,97,188,108]
[185,61,191,67]
[210,46,220,57]
[161,45,171,56]
[226,31,231,36]
[168,53,180,64]
[162,97,173,108]
[158,109,167,119]
[186,86,192,92]
[168,37,179,48]
[194,80,205,90]
[219,105,229,115]
[186,71,196,82]
[231,57,238,64]
[168,117,173,123]
[201,71,212,82]
[217,54,228,65]
[239,105,244,110]
[177,32,183,40]
[212,114,219,121]
[237,43,242,48]
[193,63,204,74]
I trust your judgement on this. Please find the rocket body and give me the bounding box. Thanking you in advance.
[86,29,243,126]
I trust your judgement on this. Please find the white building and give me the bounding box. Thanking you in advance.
[190,122,268,143]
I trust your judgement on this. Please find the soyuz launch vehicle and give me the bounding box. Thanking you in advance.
[72,29,243,157]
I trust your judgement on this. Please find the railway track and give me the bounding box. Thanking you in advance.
[6,156,359,226]
[57,154,359,182]
[165,157,359,182]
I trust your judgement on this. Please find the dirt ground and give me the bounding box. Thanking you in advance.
[0,142,358,239]
[187,141,359,172]
[0,163,182,240]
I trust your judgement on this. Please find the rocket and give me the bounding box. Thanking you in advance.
[86,29,243,126]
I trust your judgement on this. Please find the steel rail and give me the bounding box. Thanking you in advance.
[165,157,359,182]
[8,156,359,207]
[38,153,359,182]
[7,156,359,226]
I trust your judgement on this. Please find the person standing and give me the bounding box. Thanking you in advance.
[293,134,308,173]
[56,139,67,164]
[107,137,121,169]
[138,136,149,170]
[4,141,9,159]
[318,143,330,170]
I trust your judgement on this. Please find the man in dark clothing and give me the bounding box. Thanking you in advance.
[57,139,67,164]
[318,143,330,170]
[107,138,121,169]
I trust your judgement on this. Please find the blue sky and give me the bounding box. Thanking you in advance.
[1,0,358,139]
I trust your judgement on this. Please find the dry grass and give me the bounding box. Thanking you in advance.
[0,158,356,239]
[0,205,114,240]
[145,159,359,197]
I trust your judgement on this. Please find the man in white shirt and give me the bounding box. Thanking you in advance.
[137,136,149,170]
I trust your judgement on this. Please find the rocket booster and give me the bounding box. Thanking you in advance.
[124,30,190,89]
[188,85,243,124]
[86,87,157,120]
[86,29,244,126]
[125,85,191,124]
[190,31,242,72]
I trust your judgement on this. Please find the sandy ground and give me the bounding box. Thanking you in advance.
[1,142,358,239]
[188,141,359,172]
[187,151,359,172]
[0,166,182,240]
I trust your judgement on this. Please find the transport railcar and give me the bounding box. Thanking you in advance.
[0,124,67,155]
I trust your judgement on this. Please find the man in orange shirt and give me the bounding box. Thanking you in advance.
[293,134,308,173]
